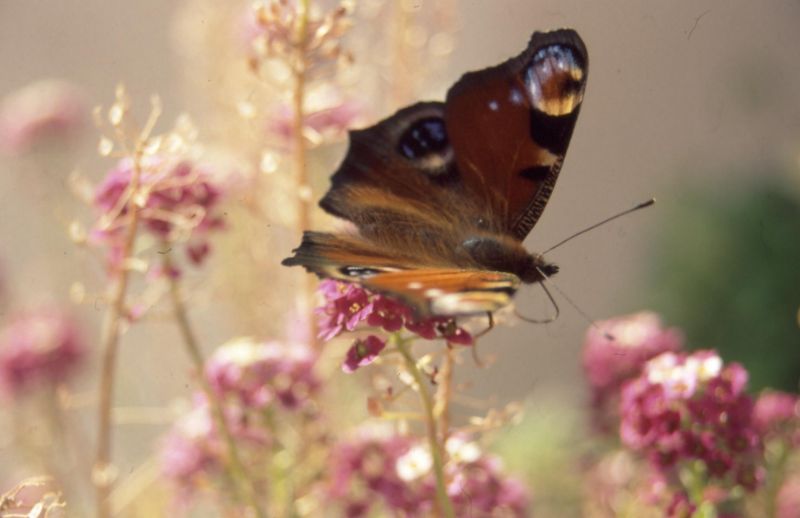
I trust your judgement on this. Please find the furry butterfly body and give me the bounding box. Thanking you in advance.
[283,29,588,316]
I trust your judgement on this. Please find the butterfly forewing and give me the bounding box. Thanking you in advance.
[444,29,588,241]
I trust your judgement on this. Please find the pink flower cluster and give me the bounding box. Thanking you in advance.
[0,309,84,398]
[328,431,529,517]
[620,350,763,491]
[160,395,270,500]
[205,338,320,411]
[582,311,683,432]
[91,157,225,272]
[316,280,473,373]
[0,79,85,155]
[161,338,321,499]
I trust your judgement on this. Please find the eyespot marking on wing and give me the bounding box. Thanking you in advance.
[525,44,586,117]
[396,116,455,176]
[339,266,384,278]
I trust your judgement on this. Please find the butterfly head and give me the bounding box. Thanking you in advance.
[522,253,559,284]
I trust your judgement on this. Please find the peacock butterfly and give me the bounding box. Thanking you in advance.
[283,29,588,316]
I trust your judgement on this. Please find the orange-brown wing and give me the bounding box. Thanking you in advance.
[282,232,520,316]
[445,29,588,240]
[363,269,520,316]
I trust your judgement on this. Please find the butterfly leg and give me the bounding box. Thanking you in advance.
[469,312,494,367]
[473,311,495,339]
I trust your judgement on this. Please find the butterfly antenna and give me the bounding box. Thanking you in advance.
[545,279,613,339]
[514,270,560,323]
[542,198,655,255]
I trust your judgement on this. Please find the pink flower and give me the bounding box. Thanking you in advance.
[445,456,529,517]
[328,430,531,517]
[316,280,374,341]
[620,351,763,493]
[776,475,800,518]
[317,280,475,371]
[0,79,85,155]
[0,309,85,398]
[205,338,320,411]
[342,335,386,373]
[582,311,683,432]
[91,157,225,271]
[366,296,410,332]
[328,431,422,517]
[665,491,696,518]
[406,316,473,346]
[317,280,473,344]
[268,99,363,146]
[753,390,799,444]
[160,395,270,500]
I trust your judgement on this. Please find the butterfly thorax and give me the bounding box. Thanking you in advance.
[460,235,557,284]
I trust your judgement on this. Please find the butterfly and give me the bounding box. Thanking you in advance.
[283,29,588,317]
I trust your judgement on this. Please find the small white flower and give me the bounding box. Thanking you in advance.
[646,352,679,384]
[661,364,697,400]
[696,354,723,381]
[396,445,432,481]
[445,436,481,463]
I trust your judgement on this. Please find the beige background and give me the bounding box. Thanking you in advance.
[0,0,798,476]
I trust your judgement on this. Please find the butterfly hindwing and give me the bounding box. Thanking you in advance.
[282,232,520,315]
[363,269,520,316]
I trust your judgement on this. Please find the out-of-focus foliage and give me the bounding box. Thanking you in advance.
[642,171,800,392]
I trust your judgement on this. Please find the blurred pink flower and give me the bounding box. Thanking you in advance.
[777,475,800,518]
[582,311,683,432]
[160,395,270,500]
[205,338,320,411]
[328,431,530,517]
[752,390,799,445]
[445,456,529,517]
[0,308,85,397]
[0,79,85,155]
[620,351,763,492]
[269,99,363,146]
[91,157,225,271]
[342,335,386,373]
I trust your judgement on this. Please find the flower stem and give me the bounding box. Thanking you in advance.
[94,147,144,518]
[396,337,455,518]
[291,0,319,348]
[435,345,455,443]
[162,254,266,518]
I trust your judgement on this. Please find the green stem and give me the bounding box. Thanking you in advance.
[163,254,266,518]
[396,337,455,518]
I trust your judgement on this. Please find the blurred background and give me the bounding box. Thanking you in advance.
[0,0,798,515]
